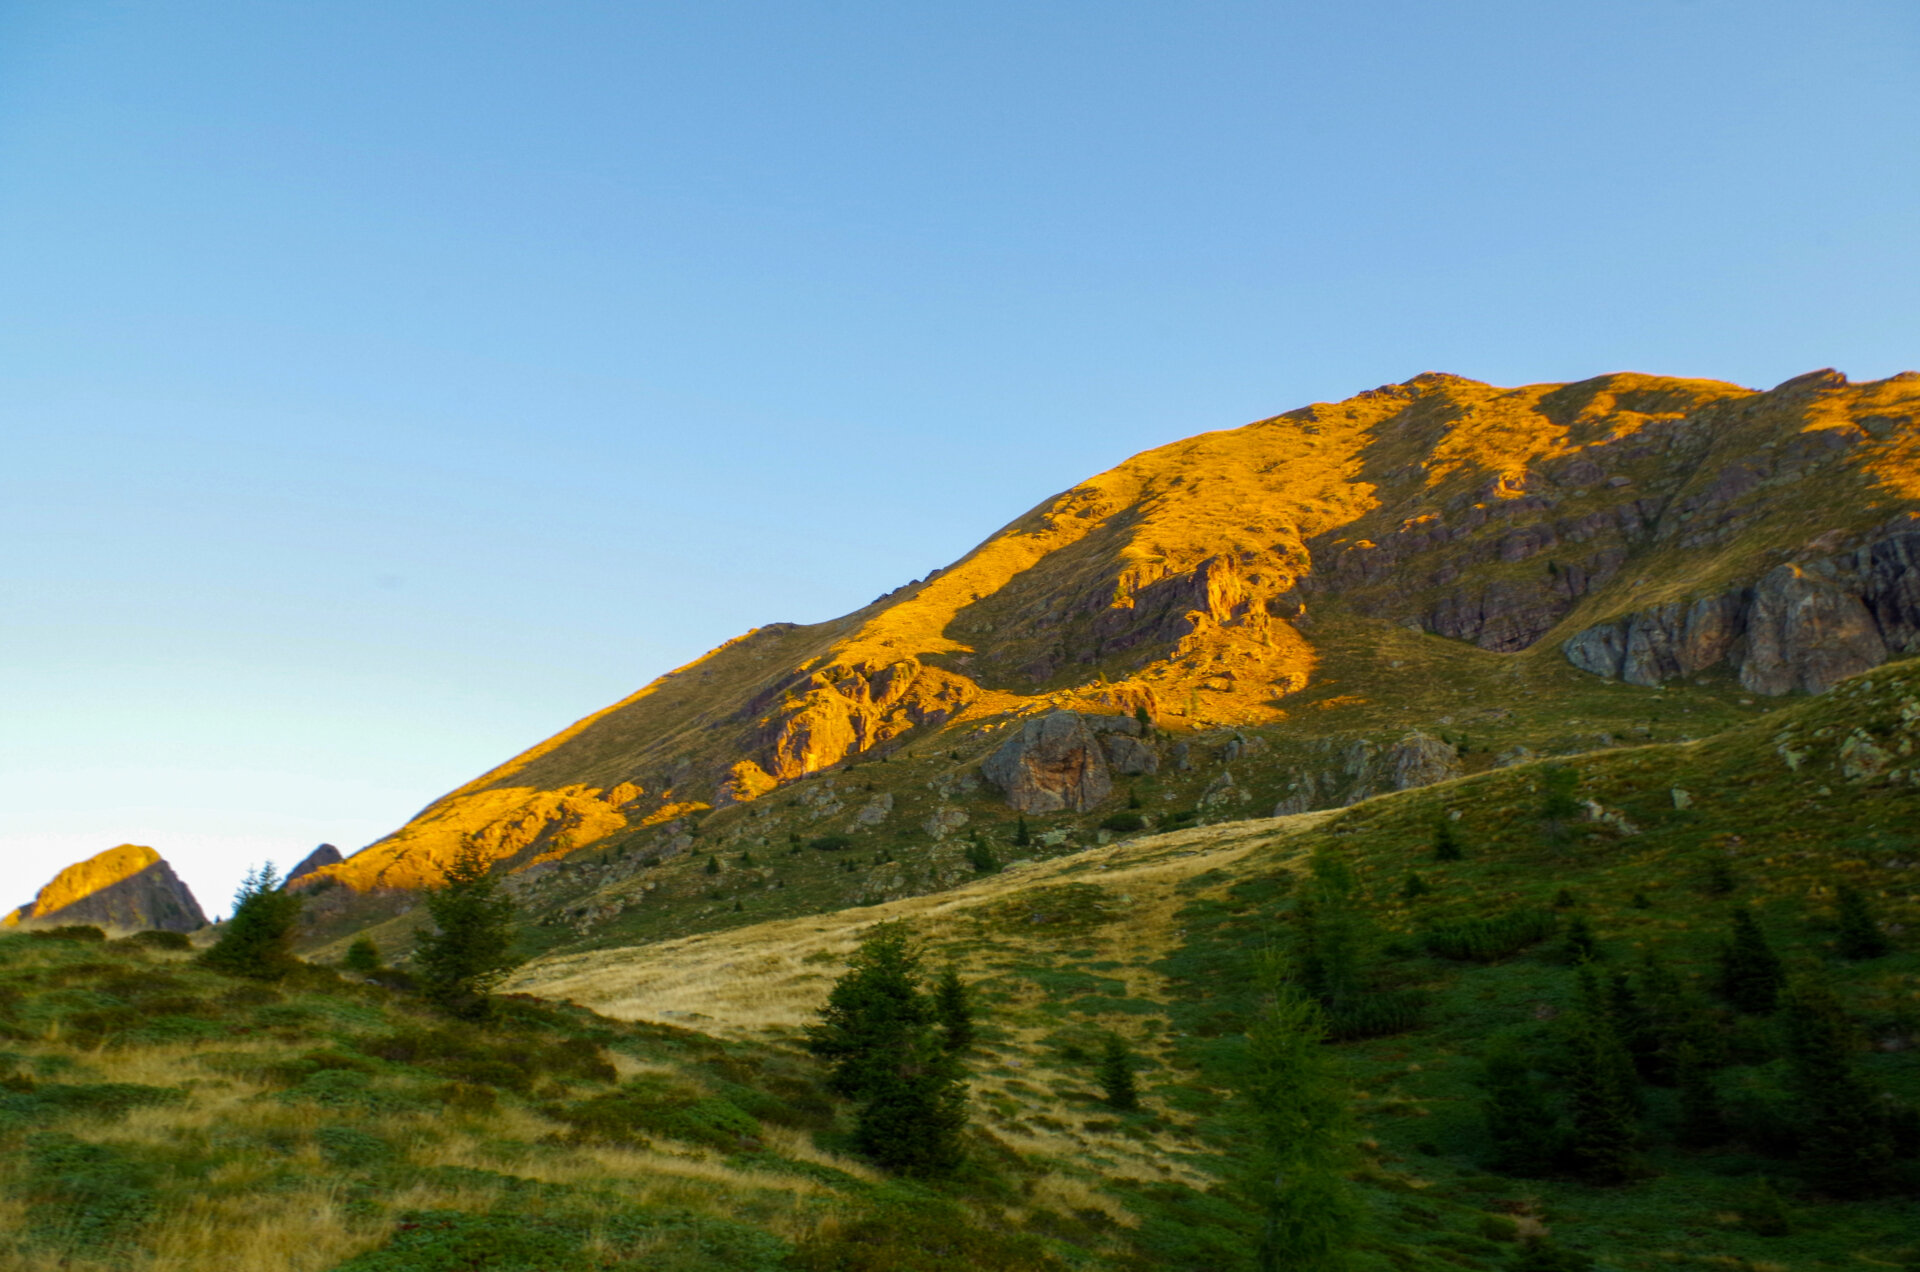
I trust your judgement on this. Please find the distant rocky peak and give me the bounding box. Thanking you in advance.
[4,843,207,933]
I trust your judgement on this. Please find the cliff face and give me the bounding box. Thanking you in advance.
[303,368,1920,894]
[5,844,208,933]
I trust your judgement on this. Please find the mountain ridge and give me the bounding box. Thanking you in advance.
[289,366,1918,910]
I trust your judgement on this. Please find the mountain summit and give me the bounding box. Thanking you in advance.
[300,368,1920,898]
[5,843,207,933]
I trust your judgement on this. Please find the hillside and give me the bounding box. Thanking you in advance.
[6,657,1915,1271]
[288,366,1920,960]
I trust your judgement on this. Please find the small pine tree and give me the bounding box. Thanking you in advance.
[1292,848,1374,1024]
[1673,1042,1724,1148]
[1630,891,1652,909]
[1541,766,1582,843]
[1401,873,1431,900]
[412,846,521,1021]
[1779,981,1896,1197]
[805,923,967,1176]
[1564,970,1640,1184]
[1833,884,1891,960]
[201,864,303,981]
[342,937,384,975]
[1561,916,1600,964]
[732,899,744,913]
[704,854,721,876]
[1241,954,1362,1272]
[1133,704,1152,732]
[739,851,756,869]
[933,966,976,1052]
[1433,818,1464,862]
[1098,1034,1139,1111]
[964,836,1000,875]
[1718,909,1786,1014]
[1127,787,1142,810]
[1705,857,1737,895]
[1013,816,1030,848]
[1552,888,1579,909]
[1478,1038,1561,1175]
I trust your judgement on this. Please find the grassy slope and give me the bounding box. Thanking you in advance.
[510,656,1920,1270]
[5,661,1916,1271]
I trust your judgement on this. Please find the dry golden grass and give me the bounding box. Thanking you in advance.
[509,812,1331,1034]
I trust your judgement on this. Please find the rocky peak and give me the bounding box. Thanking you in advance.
[4,844,207,933]
[285,843,344,885]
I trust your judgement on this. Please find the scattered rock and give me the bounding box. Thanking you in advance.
[1102,733,1160,775]
[922,806,970,839]
[853,793,894,826]
[1671,788,1693,810]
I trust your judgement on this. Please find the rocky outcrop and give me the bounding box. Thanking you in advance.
[4,844,207,933]
[981,711,1115,813]
[285,844,343,885]
[1562,528,1920,695]
[1386,732,1464,790]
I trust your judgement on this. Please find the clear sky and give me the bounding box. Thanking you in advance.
[3,1,1916,919]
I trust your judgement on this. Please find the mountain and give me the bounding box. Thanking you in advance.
[3,843,208,933]
[292,367,1920,954]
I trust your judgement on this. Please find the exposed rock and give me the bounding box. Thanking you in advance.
[1671,788,1693,810]
[285,844,342,885]
[1564,530,1920,695]
[853,793,894,826]
[1102,733,1160,776]
[923,806,970,839]
[1201,768,1239,806]
[980,711,1113,813]
[4,844,207,933]
[1170,741,1193,771]
[716,761,778,805]
[1741,564,1887,695]
[1386,731,1463,790]
[1839,731,1893,781]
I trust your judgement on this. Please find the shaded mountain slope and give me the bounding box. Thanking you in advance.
[300,368,1920,907]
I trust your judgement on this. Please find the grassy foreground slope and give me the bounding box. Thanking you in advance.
[4,660,1916,1272]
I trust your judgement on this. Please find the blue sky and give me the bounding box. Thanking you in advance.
[3,1,1916,916]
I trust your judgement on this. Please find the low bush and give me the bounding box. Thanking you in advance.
[29,925,107,943]
[1424,910,1558,962]
[809,835,854,852]
[548,1075,761,1150]
[1099,812,1146,833]
[787,1199,1068,1272]
[24,1132,158,1257]
[122,929,193,951]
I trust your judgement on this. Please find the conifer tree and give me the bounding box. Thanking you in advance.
[933,965,976,1053]
[1133,704,1152,733]
[1564,969,1640,1184]
[1240,954,1362,1272]
[1013,816,1030,848]
[342,937,384,975]
[1293,848,1372,1021]
[1674,1042,1724,1148]
[1432,818,1464,862]
[1779,981,1896,1197]
[1400,872,1431,900]
[704,854,720,876]
[1833,884,1891,960]
[413,845,521,1021]
[1561,916,1600,964]
[1718,909,1786,1014]
[805,923,967,1175]
[1541,766,1582,844]
[1478,1038,1561,1176]
[201,863,304,981]
[1098,1034,1140,1111]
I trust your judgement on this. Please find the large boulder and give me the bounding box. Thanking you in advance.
[3,844,207,933]
[1386,732,1463,790]
[980,711,1114,813]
